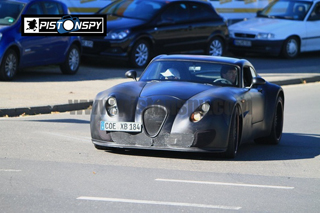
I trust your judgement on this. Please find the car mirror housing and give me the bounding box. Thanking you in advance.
[252,77,266,85]
[125,70,137,81]
[256,10,262,17]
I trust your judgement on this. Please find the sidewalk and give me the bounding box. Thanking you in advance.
[1,73,320,117]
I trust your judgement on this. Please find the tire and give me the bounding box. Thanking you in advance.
[60,44,80,75]
[225,106,240,158]
[206,37,224,56]
[0,49,18,81]
[255,96,284,144]
[130,40,151,68]
[281,37,299,59]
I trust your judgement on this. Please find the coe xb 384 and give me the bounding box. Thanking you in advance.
[90,55,284,158]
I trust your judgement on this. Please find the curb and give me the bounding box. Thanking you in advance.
[270,75,320,86]
[0,101,93,117]
[1,77,319,117]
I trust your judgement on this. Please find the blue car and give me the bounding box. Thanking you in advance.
[0,0,81,81]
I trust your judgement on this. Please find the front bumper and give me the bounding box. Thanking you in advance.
[228,38,284,55]
[82,37,131,59]
[92,129,226,153]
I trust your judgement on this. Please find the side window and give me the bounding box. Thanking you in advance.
[25,3,43,15]
[308,3,320,21]
[161,3,189,23]
[189,3,218,20]
[44,2,63,15]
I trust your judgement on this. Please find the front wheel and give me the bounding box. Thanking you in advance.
[130,40,151,68]
[60,44,80,75]
[0,49,19,81]
[206,37,224,56]
[281,37,299,59]
[225,106,240,158]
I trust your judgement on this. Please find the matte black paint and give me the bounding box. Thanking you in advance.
[90,55,284,154]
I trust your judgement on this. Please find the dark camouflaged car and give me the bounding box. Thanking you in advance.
[90,54,284,158]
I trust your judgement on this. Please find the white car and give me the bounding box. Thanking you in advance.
[228,0,320,58]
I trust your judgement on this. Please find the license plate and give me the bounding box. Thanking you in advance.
[82,40,93,48]
[234,40,252,47]
[100,121,142,132]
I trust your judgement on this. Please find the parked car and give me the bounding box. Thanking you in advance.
[81,0,228,68]
[228,0,320,58]
[90,54,284,158]
[0,0,81,81]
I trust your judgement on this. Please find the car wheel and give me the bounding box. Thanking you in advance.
[281,37,299,59]
[60,44,80,75]
[0,49,18,81]
[207,37,224,56]
[225,106,240,158]
[130,40,150,68]
[255,96,284,144]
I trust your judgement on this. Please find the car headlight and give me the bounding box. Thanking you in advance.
[257,33,275,39]
[106,96,118,116]
[190,102,210,123]
[105,29,130,39]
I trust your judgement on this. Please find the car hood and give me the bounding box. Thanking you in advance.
[107,15,146,31]
[229,17,295,33]
[140,81,215,100]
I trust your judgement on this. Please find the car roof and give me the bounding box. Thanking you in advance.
[153,54,249,66]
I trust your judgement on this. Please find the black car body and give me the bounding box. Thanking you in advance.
[90,54,284,158]
[82,0,228,67]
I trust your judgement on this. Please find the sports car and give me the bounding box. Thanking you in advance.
[90,55,284,158]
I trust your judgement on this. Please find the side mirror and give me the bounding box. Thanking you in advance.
[252,77,266,85]
[125,70,137,81]
[256,10,262,17]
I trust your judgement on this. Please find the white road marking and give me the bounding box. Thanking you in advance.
[156,178,294,190]
[77,196,241,210]
[0,169,22,172]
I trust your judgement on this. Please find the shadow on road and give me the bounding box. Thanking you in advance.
[13,56,144,82]
[10,51,320,83]
[103,132,320,161]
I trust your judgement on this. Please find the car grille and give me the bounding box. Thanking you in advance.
[143,106,167,137]
[234,33,256,38]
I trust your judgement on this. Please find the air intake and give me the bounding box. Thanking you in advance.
[143,106,167,137]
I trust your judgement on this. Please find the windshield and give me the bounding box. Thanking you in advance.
[258,0,312,20]
[140,60,240,87]
[0,2,25,25]
[99,0,164,20]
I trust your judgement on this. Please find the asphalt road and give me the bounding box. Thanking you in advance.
[1,81,319,212]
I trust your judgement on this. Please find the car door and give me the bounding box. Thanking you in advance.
[243,66,265,124]
[187,2,220,50]
[19,2,50,67]
[42,1,69,63]
[151,2,193,53]
[305,2,320,51]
